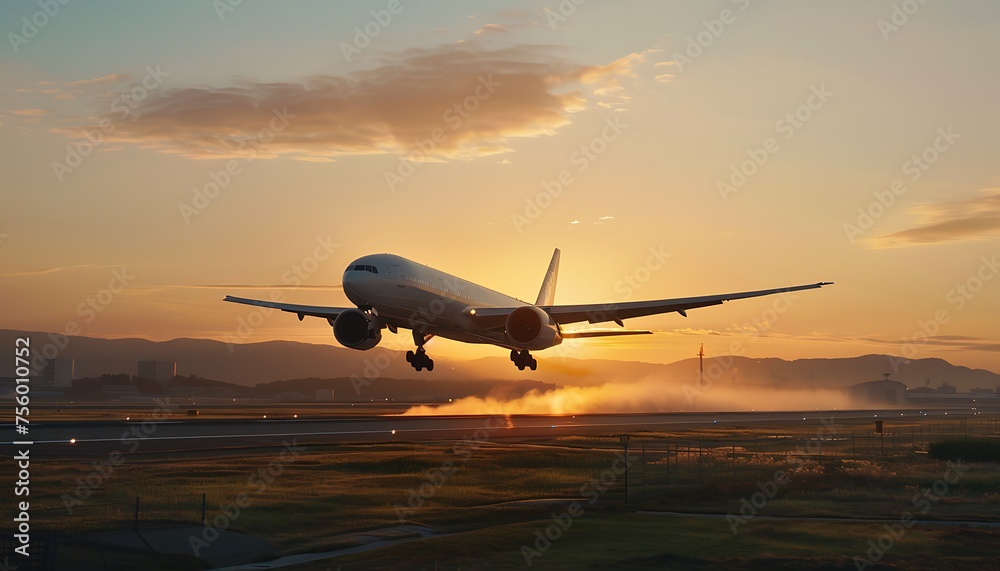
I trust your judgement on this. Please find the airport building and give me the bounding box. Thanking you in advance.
[848,378,907,405]
[39,358,75,389]
[137,360,176,385]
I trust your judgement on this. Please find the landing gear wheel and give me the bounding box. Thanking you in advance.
[510,349,536,371]
[409,346,433,372]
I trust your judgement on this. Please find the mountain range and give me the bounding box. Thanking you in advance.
[3,329,998,391]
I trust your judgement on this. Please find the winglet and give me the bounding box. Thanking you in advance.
[535,248,561,306]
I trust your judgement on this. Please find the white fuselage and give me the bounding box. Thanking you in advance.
[342,253,553,349]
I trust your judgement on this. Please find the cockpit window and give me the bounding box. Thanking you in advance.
[348,264,379,274]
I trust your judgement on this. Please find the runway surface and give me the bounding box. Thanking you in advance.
[3,407,981,455]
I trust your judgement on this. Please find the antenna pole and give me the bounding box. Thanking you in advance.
[698,343,704,386]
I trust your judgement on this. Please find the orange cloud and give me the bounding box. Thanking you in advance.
[54,44,656,161]
[868,188,1000,248]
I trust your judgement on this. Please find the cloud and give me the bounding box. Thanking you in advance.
[150,284,344,290]
[0,264,116,277]
[11,108,46,117]
[51,43,660,161]
[868,189,1000,248]
[858,334,1000,353]
[64,73,129,87]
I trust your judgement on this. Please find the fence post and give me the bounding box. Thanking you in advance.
[619,435,630,504]
[133,496,140,530]
[666,443,671,493]
[201,493,207,526]
[641,443,646,497]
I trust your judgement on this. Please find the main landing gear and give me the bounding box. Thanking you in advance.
[511,349,537,371]
[406,330,434,372]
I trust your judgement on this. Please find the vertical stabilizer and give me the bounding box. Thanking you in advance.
[535,248,561,306]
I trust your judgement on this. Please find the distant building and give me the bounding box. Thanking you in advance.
[315,389,335,402]
[39,359,74,389]
[137,361,176,386]
[849,379,907,405]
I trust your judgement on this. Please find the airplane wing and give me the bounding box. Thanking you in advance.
[467,282,833,328]
[223,295,349,321]
[560,329,652,338]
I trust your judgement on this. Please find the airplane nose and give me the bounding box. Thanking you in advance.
[343,268,379,302]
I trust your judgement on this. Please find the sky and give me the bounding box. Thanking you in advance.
[1,1,999,372]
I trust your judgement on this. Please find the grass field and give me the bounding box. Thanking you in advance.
[17,415,1000,569]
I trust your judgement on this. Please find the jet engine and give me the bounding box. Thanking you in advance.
[505,306,559,349]
[332,308,382,350]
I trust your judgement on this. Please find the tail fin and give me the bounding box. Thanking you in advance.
[535,248,560,306]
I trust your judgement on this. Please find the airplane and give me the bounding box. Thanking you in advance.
[224,249,832,372]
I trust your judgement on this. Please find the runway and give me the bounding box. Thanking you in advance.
[3,407,981,455]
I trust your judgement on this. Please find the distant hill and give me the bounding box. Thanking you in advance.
[2,329,997,391]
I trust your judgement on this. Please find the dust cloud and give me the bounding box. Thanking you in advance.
[403,377,853,415]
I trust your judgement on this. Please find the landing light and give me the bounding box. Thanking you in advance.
[70,438,76,444]
[470,309,477,315]
[391,429,396,435]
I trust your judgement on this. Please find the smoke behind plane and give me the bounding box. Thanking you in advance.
[403,377,852,415]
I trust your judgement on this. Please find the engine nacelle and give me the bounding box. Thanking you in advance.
[505,305,560,349]
[332,308,382,350]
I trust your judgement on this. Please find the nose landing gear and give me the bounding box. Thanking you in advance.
[407,330,434,372]
[405,348,434,372]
